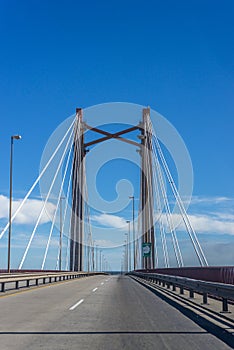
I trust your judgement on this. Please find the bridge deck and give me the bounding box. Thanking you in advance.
[0,275,233,350]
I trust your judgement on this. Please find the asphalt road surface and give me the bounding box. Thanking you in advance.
[0,275,233,349]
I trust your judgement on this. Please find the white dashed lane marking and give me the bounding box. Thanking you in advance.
[69,299,84,311]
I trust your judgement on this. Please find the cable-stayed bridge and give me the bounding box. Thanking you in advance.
[0,106,208,271]
[0,105,233,350]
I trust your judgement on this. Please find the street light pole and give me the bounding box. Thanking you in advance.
[100,249,102,271]
[124,238,128,272]
[95,244,98,271]
[92,243,95,272]
[126,220,131,271]
[129,196,135,270]
[8,135,21,273]
[59,196,65,271]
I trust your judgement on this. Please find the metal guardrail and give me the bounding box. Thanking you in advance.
[0,272,105,293]
[135,266,234,284]
[131,271,234,313]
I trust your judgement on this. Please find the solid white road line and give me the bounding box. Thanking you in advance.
[69,299,84,311]
[92,287,98,292]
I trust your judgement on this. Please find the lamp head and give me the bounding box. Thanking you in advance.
[12,135,21,140]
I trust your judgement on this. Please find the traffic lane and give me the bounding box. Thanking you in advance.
[4,274,231,350]
[0,274,110,327]
[64,275,231,350]
[0,275,111,350]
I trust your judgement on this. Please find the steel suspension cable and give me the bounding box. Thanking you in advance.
[56,146,74,270]
[0,117,76,241]
[150,120,208,266]
[151,127,208,266]
[70,119,81,271]
[151,156,170,267]
[19,122,75,269]
[149,122,183,267]
[42,128,74,270]
[145,118,158,268]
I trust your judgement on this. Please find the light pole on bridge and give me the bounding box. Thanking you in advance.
[126,220,131,271]
[95,244,98,271]
[99,249,102,271]
[129,196,136,270]
[124,239,128,272]
[8,135,21,273]
[59,196,65,271]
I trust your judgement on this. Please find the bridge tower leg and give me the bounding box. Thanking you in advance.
[70,108,85,271]
[140,107,155,270]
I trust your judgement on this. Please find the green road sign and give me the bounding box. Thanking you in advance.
[142,243,151,257]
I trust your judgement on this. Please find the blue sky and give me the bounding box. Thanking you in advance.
[0,0,233,270]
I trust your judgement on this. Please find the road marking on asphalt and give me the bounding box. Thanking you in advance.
[69,299,84,311]
[101,282,104,285]
[92,287,98,292]
[0,276,90,300]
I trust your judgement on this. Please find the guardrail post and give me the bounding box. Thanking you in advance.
[1,282,5,292]
[16,281,19,289]
[202,293,208,304]
[27,280,30,288]
[36,279,39,286]
[222,298,229,313]
[189,290,194,298]
[131,272,234,312]
[43,278,46,284]
[49,277,52,283]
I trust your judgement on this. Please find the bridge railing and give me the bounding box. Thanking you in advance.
[135,266,234,284]
[0,272,106,293]
[131,271,234,313]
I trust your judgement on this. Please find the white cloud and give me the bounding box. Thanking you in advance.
[188,213,234,235]
[162,195,234,236]
[157,212,234,236]
[173,195,233,206]
[91,213,127,229]
[94,239,119,248]
[190,196,232,205]
[0,194,56,225]
[208,212,234,221]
